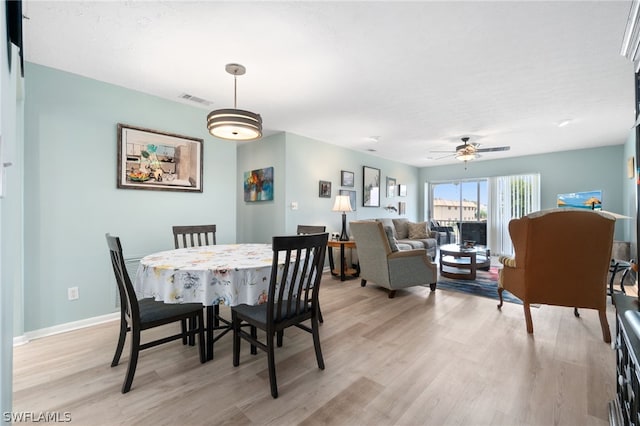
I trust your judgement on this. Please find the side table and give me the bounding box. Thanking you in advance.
[327,240,359,281]
[609,259,632,296]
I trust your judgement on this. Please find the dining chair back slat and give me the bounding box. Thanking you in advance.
[173,225,217,249]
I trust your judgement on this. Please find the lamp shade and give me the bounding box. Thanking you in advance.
[332,195,353,212]
[207,108,262,141]
[456,152,475,162]
[207,63,262,142]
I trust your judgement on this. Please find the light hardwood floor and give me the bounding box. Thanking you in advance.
[13,273,622,425]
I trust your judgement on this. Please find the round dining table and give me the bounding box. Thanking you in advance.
[133,243,295,360]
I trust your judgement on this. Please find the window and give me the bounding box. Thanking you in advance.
[429,179,488,243]
[429,174,540,255]
[490,174,540,256]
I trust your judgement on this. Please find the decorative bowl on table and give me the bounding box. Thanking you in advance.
[463,240,476,248]
[128,171,150,182]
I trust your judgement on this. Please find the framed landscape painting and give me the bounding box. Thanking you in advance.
[363,166,380,207]
[341,170,354,187]
[117,124,203,192]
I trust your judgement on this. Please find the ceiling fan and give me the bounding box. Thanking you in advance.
[430,137,511,163]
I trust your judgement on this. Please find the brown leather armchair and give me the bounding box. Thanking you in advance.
[498,209,615,343]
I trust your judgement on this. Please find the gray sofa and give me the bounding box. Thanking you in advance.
[375,218,438,258]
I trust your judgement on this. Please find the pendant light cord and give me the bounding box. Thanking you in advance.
[233,74,238,109]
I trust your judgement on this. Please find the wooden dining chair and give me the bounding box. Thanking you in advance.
[232,232,328,398]
[106,233,206,393]
[172,224,217,249]
[172,224,221,348]
[295,225,326,328]
[296,225,326,234]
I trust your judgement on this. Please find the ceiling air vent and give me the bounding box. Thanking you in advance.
[179,93,213,106]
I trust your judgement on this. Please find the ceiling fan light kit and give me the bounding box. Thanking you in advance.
[207,63,262,141]
[430,136,510,164]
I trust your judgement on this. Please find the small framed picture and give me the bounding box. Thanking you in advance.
[398,201,406,215]
[386,177,396,198]
[398,184,407,197]
[341,170,355,187]
[319,180,331,198]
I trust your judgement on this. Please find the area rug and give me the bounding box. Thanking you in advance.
[434,267,523,305]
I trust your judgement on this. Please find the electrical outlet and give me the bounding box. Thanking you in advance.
[68,287,79,301]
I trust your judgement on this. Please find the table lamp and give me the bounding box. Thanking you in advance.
[332,195,353,241]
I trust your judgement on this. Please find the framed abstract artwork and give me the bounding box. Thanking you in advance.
[244,166,274,201]
[398,184,407,197]
[363,166,380,207]
[117,124,203,192]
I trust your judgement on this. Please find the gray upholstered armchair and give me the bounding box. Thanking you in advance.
[350,221,437,298]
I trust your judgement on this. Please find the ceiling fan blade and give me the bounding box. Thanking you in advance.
[475,146,510,153]
[429,150,456,153]
[429,153,456,160]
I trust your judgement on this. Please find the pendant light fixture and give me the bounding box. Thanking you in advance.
[207,63,262,141]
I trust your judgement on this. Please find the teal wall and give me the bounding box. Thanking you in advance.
[236,133,287,244]
[419,145,626,241]
[23,63,237,332]
[15,62,634,338]
[237,132,421,242]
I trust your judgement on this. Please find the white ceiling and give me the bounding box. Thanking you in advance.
[23,0,636,167]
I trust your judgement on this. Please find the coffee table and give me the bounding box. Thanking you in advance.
[439,244,491,280]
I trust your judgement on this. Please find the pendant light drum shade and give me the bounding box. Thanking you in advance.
[207,108,262,141]
[207,63,262,141]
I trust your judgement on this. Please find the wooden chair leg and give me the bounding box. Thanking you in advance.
[206,305,214,361]
[523,302,533,334]
[181,319,188,345]
[111,318,127,367]
[188,317,195,346]
[197,313,206,363]
[250,326,257,355]
[599,310,612,343]
[232,311,240,367]
[497,288,504,309]
[277,330,284,347]
[122,328,141,393]
[312,316,325,370]
[267,332,278,399]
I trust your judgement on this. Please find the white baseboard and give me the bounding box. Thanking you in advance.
[14,268,335,346]
[14,312,120,346]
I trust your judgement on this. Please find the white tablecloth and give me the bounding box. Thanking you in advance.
[134,243,291,307]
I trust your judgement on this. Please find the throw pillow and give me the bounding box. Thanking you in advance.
[407,221,428,239]
[383,226,400,252]
[392,219,409,239]
[499,255,516,268]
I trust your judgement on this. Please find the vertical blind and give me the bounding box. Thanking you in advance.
[490,174,540,256]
